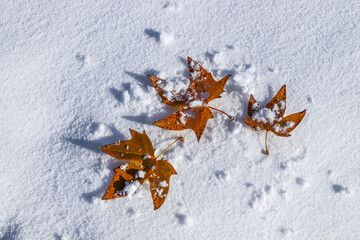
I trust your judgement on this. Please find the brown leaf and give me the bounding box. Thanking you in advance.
[244,85,306,155]
[153,106,214,141]
[148,159,177,210]
[100,129,180,210]
[149,57,234,140]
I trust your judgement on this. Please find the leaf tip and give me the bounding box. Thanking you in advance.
[98,144,108,152]
[129,128,137,136]
[147,74,155,81]
[280,84,286,93]
[102,193,111,200]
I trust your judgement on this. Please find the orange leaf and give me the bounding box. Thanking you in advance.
[244,85,306,155]
[100,129,180,210]
[148,159,177,210]
[153,106,213,141]
[149,57,234,140]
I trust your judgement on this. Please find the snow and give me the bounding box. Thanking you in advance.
[160,30,175,46]
[286,121,295,128]
[1,1,360,239]
[159,181,168,187]
[135,170,146,179]
[120,164,128,171]
[252,108,277,124]
[188,100,204,108]
[189,60,201,79]
[158,77,191,102]
[118,181,141,199]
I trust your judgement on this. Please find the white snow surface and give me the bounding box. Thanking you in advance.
[1,1,360,239]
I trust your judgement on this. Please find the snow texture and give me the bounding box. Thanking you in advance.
[1,1,360,239]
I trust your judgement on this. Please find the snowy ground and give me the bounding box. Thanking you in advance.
[1,1,360,239]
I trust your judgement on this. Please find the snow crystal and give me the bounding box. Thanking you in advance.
[189,61,201,79]
[161,77,188,92]
[120,164,128,171]
[252,103,260,111]
[272,124,282,133]
[159,77,190,102]
[286,121,295,128]
[189,61,200,70]
[135,170,146,179]
[190,71,200,80]
[178,109,197,124]
[159,181,168,187]
[184,109,197,118]
[272,103,280,113]
[279,101,286,110]
[188,100,204,108]
[143,154,151,160]
[272,121,295,133]
[116,181,140,198]
[179,111,187,124]
[252,108,276,124]
[155,188,164,197]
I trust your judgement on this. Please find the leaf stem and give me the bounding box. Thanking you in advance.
[155,137,184,159]
[265,131,269,155]
[208,106,236,121]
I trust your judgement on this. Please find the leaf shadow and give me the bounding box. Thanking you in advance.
[65,125,126,153]
[0,222,21,240]
[124,69,159,91]
[254,84,279,105]
[122,104,177,125]
[265,85,276,103]
[178,56,188,67]
[205,51,221,63]
[220,69,237,77]
[109,83,131,103]
[82,159,128,203]
[81,182,109,203]
[144,28,160,42]
[177,56,190,78]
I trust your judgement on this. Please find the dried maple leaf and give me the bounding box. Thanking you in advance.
[244,85,306,155]
[99,129,182,210]
[148,57,235,141]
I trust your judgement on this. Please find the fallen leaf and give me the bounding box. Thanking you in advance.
[99,129,182,210]
[148,57,234,141]
[244,85,306,155]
